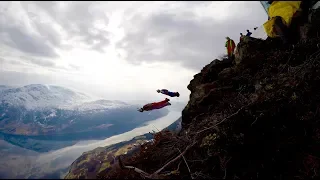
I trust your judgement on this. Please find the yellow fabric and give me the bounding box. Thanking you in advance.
[268,1,301,26]
[263,17,278,38]
[263,1,302,38]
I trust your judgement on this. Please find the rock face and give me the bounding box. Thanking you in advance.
[64,136,151,179]
[300,8,320,42]
[181,59,233,128]
[177,30,320,179]
[234,36,267,65]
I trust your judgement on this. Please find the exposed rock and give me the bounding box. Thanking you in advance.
[64,138,151,179]
[300,9,320,43]
[299,23,313,42]
[308,8,320,25]
[183,59,233,126]
[234,37,267,65]
[187,59,232,92]
[218,67,234,80]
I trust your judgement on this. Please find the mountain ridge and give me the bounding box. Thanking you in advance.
[0,84,169,152]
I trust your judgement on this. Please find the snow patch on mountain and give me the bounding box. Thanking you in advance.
[71,99,130,111]
[0,84,132,112]
[0,84,92,110]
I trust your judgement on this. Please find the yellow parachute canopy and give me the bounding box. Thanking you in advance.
[263,1,302,38]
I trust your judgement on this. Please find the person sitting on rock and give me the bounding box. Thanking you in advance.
[246,29,252,37]
[225,37,236,59]
[138,98,171,112]
[157,89,180,97]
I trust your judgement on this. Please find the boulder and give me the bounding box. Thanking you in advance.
[187,59,232,93]
[299,23,313,42]
[298,8,320,42]
[218,67,234,80]
[234,37,266,65]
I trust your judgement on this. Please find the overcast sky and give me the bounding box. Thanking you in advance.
[0,1,267,103]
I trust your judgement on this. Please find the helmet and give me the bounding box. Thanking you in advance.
[156,89,160,93]
[226,37,230,40]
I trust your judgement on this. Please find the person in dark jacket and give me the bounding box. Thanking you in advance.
[246,29,252,37]
[157,89,180,97]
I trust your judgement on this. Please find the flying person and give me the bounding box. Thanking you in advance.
[156,89,180,97]
[138,98,171,112]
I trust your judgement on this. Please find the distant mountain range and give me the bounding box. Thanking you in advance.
[0,84,169,152]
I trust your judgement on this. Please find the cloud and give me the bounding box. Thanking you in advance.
[1,26,59,58]
[0,2,59,57]
[0,1,268,101]
[32,1,111,52]
[117,1,267,70]
[0,1,111,59]
[22,56,56,68]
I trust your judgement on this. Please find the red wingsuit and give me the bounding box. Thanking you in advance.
[139,98,171,112]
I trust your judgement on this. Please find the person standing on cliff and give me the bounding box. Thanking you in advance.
[240,33,244,42]
[246,29,252,37]
[225,37,236,59]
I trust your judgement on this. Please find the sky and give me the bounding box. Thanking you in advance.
[0,1,268,102]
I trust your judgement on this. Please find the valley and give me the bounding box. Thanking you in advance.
[0,84,183,179]
[0,84,169,152]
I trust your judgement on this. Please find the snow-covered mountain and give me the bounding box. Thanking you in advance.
[0,84,134,112]
[72,100,130,112]
[0,84,91,110]
[0,84,169,144]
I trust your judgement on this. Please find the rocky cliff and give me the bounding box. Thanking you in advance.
[64,118,182,179]
[64,135,152,179]
[67,9,320,180]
